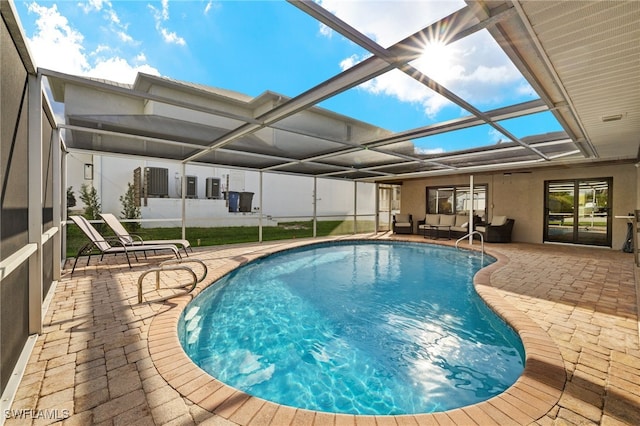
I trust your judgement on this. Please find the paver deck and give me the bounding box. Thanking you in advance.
[4,234,639,425]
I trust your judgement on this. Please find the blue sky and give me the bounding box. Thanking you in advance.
[14,0,563,154]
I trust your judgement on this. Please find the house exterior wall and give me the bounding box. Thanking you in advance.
[399,163,637,249]
[66,153,376,226]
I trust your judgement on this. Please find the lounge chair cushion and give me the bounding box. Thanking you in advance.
[490,215,508,226]
[455,215,469,227]
[395,214,411,223]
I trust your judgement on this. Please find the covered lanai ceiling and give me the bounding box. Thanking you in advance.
[46,0,640,182]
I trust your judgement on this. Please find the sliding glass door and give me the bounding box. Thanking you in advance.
[544,178,612,246]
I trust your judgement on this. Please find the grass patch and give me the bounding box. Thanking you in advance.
[65,220,376,257]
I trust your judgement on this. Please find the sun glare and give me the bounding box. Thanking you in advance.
[418,41,455,83]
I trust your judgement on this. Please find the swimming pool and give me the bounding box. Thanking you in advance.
[178,241,525,415]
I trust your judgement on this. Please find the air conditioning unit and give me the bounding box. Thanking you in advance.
[206,177,221,199]
[185,176,197,198]
[145,167,168,198]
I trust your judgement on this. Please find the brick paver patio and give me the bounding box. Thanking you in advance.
[4,234,639,425]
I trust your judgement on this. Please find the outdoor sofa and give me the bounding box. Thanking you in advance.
[417,213,472,239]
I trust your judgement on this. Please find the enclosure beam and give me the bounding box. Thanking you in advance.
[28,73,43,334]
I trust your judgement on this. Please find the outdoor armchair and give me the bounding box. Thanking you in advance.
[99,213,192,256]
[476,215,515,243]
[69,215,180,274]
[392,214,413,234]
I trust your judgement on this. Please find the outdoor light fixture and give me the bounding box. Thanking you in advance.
[601,114,624,122]
[84,163,93,180]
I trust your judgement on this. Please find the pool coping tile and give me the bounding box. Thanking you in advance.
[147,237,566,425]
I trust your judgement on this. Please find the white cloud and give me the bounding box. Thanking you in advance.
[149,1,186,46]
[25,2,159,84]
[488,128,505,143]
[27,2,90,74]
[204,1,214,15]
[160,28,186,46]
[106,8,120,25]
[91,57,159,83]
[318,0,534,118]
[319,22,332,38]
[161,0,170,20]
[415,147,445,155]
[78,0,109,14]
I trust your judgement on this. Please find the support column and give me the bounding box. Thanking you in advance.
[258,171,263,243]
[52,129,61,280]
[375,183,379,233]
[469,175,474,244]
[28,73,43,334]
[313,177,317,238]
[181,163,186,239]
[353,181,357,234]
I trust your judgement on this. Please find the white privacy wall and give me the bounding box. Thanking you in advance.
[67,154,376,223]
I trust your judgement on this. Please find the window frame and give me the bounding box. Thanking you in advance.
[425,184,488,217]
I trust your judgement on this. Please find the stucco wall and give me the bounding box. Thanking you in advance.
[399,163,637,249]
[66,154,376,223]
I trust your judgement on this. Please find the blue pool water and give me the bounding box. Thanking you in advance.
[178,241,524,415]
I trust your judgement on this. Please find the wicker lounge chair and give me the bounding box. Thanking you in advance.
[476,215,515,243]
[100,213,192,256]
[392,214,413,234]
[69,215,180,274]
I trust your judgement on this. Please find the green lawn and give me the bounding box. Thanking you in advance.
[65,220,376,257]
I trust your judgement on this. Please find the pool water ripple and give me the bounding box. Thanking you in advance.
[179,241,525,415]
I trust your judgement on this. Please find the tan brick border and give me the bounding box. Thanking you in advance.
[148,239,565,425]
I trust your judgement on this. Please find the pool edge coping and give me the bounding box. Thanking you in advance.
[147,237,566,425]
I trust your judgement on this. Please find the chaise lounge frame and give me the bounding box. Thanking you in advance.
[99,213,192,256]
[69,215,181,274]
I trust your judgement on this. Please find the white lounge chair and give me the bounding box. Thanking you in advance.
[69,215,180,274]
[99,213,192,256]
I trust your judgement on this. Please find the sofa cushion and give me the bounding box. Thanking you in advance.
[455,215,469,227]
[425,214,440,225]
[440,214,456,226]
[395,214,410,223]
[491,215,507,226]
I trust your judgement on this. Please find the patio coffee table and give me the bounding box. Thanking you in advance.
[424,224,451,240]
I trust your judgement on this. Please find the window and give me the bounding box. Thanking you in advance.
[426,185,487,216]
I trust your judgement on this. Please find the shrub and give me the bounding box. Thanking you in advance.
[79,183,101,220]
[120,182,141,232]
